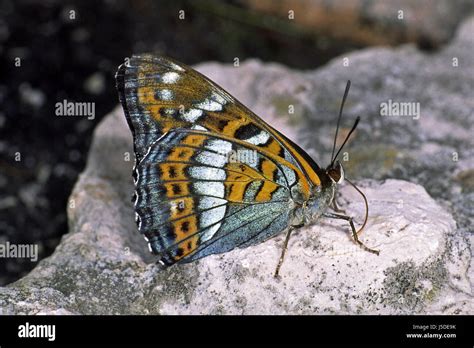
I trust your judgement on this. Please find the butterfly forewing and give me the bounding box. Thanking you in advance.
[116,54,323,265]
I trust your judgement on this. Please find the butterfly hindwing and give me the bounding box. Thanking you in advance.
[135,129,294,264]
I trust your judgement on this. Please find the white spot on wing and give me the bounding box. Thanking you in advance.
[200,205,226,228]
[195,98,222,112]
[135,212,142,229]
[211,91,227,105]
[245,131,270,145]
[169,62,185,71]
[199,201,227,242]
[199,196,227,210]
[134,168,139,185]
[206,139,232,155]
[196,151,227,168]
[189,166,225,180]
[282,166,296,186]
[161,71,180,84]
[201,223,221,242]
[193,182,224,198]
[158,89,173,101]
[192,125,208,131]
[182,108,203,122]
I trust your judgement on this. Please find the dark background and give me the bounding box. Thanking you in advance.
[0,0,471,285]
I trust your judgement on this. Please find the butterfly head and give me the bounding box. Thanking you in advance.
[326,160,344,185]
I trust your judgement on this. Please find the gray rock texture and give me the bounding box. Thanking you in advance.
[1,16,473,315]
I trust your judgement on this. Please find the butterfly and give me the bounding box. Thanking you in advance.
[115,54,379,277]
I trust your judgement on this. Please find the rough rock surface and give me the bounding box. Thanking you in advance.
[245,0,474,47]
[1,17,473,315]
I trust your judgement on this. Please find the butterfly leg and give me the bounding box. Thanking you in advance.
[274,227,294,278]
[331,194,346,214]
[324,212,379,255]
[330,188,347,214]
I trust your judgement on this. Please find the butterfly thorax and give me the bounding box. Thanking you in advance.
[290,171,336,227]
[298,160,347,226]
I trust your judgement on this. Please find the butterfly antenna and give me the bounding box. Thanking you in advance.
[345,178,368,235]
[331,116,360,167]
[330,80,351,164]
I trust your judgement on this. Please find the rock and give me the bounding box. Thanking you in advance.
[244,0,474,48]
[1,16,473,315]
[154,179,462,314]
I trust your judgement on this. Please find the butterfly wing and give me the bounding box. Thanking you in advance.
[116,54,322,188]
[136,129,296,264]
[116,54,324,265]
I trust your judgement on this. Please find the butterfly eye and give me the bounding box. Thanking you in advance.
[328,161,344,184]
